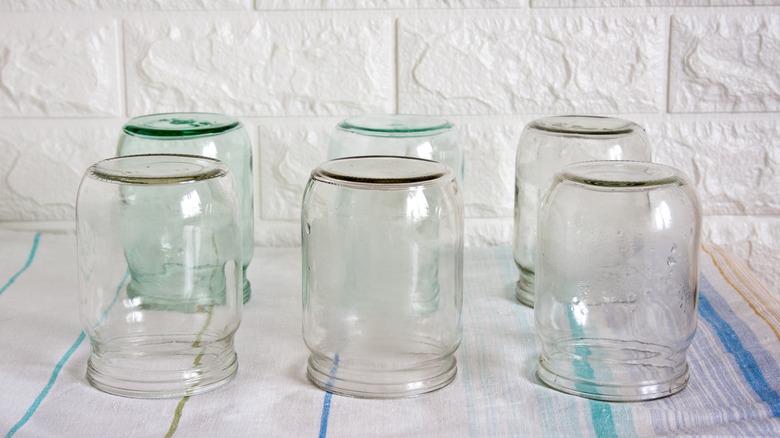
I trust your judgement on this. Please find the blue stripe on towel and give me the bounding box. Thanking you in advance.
[5,332,86,438]
[495,246,625,437]
[6,271,129,438]
[564,307,619,438]
[698,276,780,417]
[0,232,41,297]
[318,393,334,438]
[590,402,618,438]
[317,353,340,438]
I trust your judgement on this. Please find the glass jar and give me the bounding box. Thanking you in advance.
[301,156,464,398]
[513,115,651,306]
[534,160,702,401]
[117,113,254,303]
[77,154,242,398]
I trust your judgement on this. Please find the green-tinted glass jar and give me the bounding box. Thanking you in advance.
[117,113,254,303]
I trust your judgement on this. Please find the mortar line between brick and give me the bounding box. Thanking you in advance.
[118,18,128,118]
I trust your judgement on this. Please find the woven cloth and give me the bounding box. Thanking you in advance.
[1,230,778,437]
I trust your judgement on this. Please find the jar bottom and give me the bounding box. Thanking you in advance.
[307,353,457,399]
[515,266,535,307]
[86,334,238,399]
[536,348,690,402]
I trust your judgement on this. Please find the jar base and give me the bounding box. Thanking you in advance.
[86,334,238,399]
[536,355,689,402]
[306,353,457,399]
[515,267,535,307]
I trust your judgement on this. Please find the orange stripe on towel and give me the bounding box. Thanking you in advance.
[702,243,780,343]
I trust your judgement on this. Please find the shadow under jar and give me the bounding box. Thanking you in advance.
[301,156,464,398]
[534,161,702,402]
[118,113,254,304]
[77,154,243,398]
[514,115,651,307]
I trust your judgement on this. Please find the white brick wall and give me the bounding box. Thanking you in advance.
[399,16,665,114]
[0,1,777,289]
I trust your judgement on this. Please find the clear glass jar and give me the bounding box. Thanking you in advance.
[117,113,254,303]
[301,156,464,398]
[534,160,702,402]
[328,114,464,185]
[513,115,651,307]
[77,154,243,398]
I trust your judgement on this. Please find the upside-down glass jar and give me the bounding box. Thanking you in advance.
[513,115,651,307]
[77,154,243,398]
[118,113,254,303]
[534,160,702,402]
[301,156,464,398]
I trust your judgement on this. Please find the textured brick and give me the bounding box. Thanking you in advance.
[705,216,780,291]
[652,121,780,216]
[125,18,393,116]
[255,0,520,9]
[458,119,520,218]
[0,0,251,10]
[0,121,119,221]
[258,122,332,220]
[0,18,120,116]
[670,15,780,112]
[399,16,664,115]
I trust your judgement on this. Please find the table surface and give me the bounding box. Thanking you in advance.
[1,230,779,437]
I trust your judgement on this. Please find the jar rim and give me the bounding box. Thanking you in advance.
[123,113,242,138]
[89,154,228,185]
[558,160,687,190]
[529,115,641,137]
[312,156,454,189]
[337,114,453,138]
